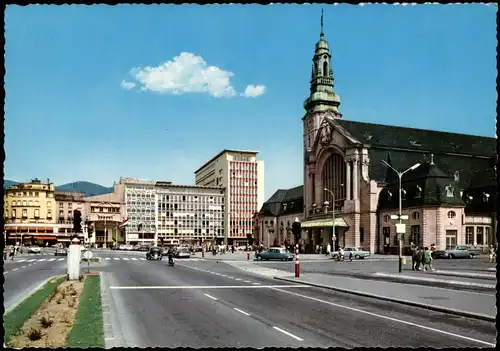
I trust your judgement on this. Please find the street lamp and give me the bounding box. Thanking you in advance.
[324,184,343,251]
[380,160,421,273]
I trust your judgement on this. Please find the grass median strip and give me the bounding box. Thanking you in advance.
[4,277,65,345]
[66,274,105,348]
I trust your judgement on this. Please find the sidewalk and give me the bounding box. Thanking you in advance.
[275,273,496,322]
[371,272,496,289]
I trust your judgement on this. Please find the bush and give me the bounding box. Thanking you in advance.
[40,316,53,329]
[27,328,43,341]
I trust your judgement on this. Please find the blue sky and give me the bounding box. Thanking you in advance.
[5,4,497,200]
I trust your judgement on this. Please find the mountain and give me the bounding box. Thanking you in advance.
[56,181,114,197]
[4,180,19,188]
[4,179,114,197]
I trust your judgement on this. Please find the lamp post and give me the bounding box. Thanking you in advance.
[381,160,421,273]
[323,188,336,251]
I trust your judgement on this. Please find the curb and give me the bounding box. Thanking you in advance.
[4,274,66,315]
[372,272,496,289]
[315,271,496,291]
[273,276,495,323]
[431,270,496,280]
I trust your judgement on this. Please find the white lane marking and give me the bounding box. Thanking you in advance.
[110,285,312,290]
[12,268,18,271]
[113,258,120,260]
[18,259,26,263]
[253,282,261,285]
[47,258,56,262]
[139,258,146,260]
[273,326,303,341]
[122,258,129,260]
[234,278,242,281]
[233,307,251,316]
[271,287,496,347]
[57,258,65,261]
[21,266,27,268]
[243,280,251,283]
[131,258,138,261]
[204,293,218,301]
[105,257,111,260]
[38,259,46,262]
[27,259,36,262]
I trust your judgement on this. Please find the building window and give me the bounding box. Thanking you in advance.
[446,230,457,247]
[22,209,28,218]
[465,226,474,245]
[12,209,16,218]
[360,228,364,243]
[387,191,393,201]
[47,201,52,207]
[411,212,420,220]
[22,200,27,206]
[476,227,484,245]
[34,209,40,218]
[383,215,390,222]
[410,225,421,246]
[447,211,456,219]
[47,210,52,218]
[59,203,64,208]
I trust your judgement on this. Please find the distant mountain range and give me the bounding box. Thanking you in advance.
[4,180,114,197]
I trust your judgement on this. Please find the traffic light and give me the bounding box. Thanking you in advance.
[246,233,253,246]
[73,210,82,233]
[87,223,94,238]
[291,221,301,242]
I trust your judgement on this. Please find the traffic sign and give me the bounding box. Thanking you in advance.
[83,250,93,260]
[396,223,406,234]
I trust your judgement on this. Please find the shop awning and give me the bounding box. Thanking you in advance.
[34,235,57,240]
[300,218,349,228]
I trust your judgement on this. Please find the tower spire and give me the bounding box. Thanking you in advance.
[320,9,324,39]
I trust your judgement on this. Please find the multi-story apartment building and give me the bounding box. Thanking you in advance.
[4,178,57,246]
[123,178,157,245]
[156,182,225,246]
[55,191,87,243]
[194,149,264,245]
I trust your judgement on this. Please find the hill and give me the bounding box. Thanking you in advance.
[56,181,114,197]
[4,180,113,197]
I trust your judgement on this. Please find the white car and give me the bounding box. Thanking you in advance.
[28,246,42,253]
[332,247,371,260]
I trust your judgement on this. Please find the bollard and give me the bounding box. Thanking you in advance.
[295,244,300,278]
[247,247,250,261]
[202,247,205,258]
[67,238,81,280]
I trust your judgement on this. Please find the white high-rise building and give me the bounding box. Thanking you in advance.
[194,149,264,245]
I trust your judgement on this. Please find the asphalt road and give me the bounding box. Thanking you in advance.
[4,256,67,312]
[101,258,496,348]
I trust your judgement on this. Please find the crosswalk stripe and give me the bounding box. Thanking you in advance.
[38,259,46,262]
[122,257,129,260]
[104,257,111,260]
[140,258,146,260]
[48,258,56,261]
[113,258,120,260]
[18,259,26,263]
[57,258,65,261]
[27,259,36,262]
[131,258,138,261]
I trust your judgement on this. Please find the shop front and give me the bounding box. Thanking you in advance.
[300,217,349,253]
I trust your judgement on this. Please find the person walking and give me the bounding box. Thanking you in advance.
[415,246,424,271]
[423,247,433,272]
[339,246,345,261]
[489,245,495,263]
[326,243,331,257]
[410,242,418,270]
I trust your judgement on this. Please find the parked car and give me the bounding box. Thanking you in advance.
[332,247,371,260]
[432,246,472,259]
[28,246,42,254]
[175,249,191,258]
[55,247,68,256]
[255,247,294,261]
[464,246,483,257]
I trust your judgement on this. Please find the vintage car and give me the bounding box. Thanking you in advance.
[55,247,68,256]
[254,247,294,261]
[146,246,163,260]
[432,245,472,259]
[332,247,371,260]
[174,249,191,259]
[28,246,42,254]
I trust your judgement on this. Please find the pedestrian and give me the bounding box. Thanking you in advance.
[326,243,331,257]
[410,242,418,270]
[415,246,424,271]
[349,251,353,261]
[231,245,235,254]
[316,244,320,254]
[339,247,345,261]
[9,245,15,260]
[423,247,433,272]
[489,245,495,263]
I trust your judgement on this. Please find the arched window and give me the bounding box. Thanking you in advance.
[323,61,328,77]
[447,211,456,219]
[321,152,346,208]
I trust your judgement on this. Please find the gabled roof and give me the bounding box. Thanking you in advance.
[331,119,495,188]
[259,186,304,217]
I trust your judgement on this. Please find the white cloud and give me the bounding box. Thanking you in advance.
[120,80,136,90]
[242,84,266,98]
[129,52,237,98]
